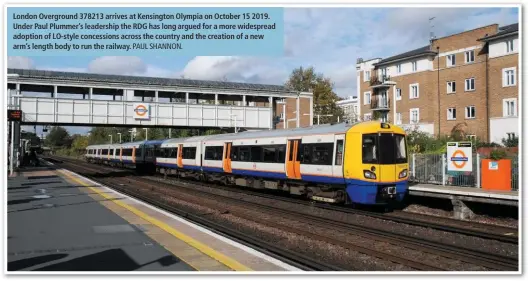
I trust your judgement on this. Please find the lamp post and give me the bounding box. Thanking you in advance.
[108,134,113,144]
[117,133,122,143]
[229,114,238,133]
[143,128,148,140]
[276,100,286,129]
[129,129,134,142]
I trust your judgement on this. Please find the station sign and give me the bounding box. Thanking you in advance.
[447,142,473,172]
[7,109,22,121]
[133,103,150,120]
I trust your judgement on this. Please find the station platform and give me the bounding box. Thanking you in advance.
[409,184,518,206]
[7,164,299,272]
[408,183,518,220]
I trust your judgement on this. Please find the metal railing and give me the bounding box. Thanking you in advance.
[409,153,518,191]
[370,97,390,110]
[369,74,392,86]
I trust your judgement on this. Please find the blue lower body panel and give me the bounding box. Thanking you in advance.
[345,178,408,205]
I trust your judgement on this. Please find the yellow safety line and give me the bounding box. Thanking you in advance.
[57,169,252,272]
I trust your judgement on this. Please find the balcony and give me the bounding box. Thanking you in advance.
[370,74,396,88]
[370,96,390,111]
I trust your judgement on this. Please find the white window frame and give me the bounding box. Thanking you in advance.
[507,132,516,140]
[280,112,285,120]
[395,88,402,101]
[465,78,475,92]
[503,98,517,117]
[464,50,475,63]
[446,54,456,67]
[409,83,419,99]
[465,106,476,119]
[506,39,514,53]
[447,107,456,120]
[447,81,456,94]
[364,113,372,121]
[409,108,420,124]
[396,64,402,73]
[502,67,516,87]
[364,70,371,82]
[467,135,477,141]
[412,61,417,72]
[396,113,402,125]
[363,91,371,105]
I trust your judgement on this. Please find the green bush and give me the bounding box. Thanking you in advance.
[489,149,508,160]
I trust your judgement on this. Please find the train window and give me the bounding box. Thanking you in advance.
[362,134,378,164]
[263,146,276,162]
[136,148,142,157]
[230,146,238,161]
[110,149,114,156]
[122,149,132,156]
[301,143,333,165]
[288,141,294,161]
[183,147,197,159]
[379,133,407,164]
[297,143,303,162]
[277,145,286,163]
[250,146,262,162]
[205,146,223,161]
[102,149,108,155]
[239,147,250,161]
[335,140,344,166]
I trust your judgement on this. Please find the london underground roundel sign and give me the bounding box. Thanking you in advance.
[447,142,473,172]
[133,103,150,120]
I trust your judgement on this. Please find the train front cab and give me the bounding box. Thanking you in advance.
[344,122,409,205]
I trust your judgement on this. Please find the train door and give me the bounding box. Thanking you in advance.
[177,144,183,168]
[119,148,123,163]
[132,147,136,163]
[286,139,302,179]
[333,135,345,178]
[223,142,232,173]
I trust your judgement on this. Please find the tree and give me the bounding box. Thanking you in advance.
[502,135,518,147]
[71,135,89,154]
[45,126,71,148]
[285,66,344,124]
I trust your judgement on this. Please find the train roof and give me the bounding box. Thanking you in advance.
[206,122,355,141]
[144,140,164,145]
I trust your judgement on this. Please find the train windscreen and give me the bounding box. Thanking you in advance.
[362,133,407,164]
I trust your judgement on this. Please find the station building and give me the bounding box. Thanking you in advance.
[356,22,519,143]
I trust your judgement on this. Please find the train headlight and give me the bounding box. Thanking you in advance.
[363,170,376,179]
[399,169,408,179]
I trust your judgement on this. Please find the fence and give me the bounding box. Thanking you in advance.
[409,153,518,191]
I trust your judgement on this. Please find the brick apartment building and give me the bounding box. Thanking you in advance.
[356,23,519,143]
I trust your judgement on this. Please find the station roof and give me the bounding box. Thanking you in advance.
[7,68,294,93]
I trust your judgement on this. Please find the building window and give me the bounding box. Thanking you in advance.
[503,98,517,117]
[364,113,372,121]
[363,92,371,105]
[506,39,514,53]
[447,107,456,120]
[447,54,456,67]
[397,64,401,73]
[464,50,475,63]
[465,106,476,119]
[465,78,475,91]
[447,81,456,94]
[412,61,417,72]
[396,88,402,100]
[410,108,419,124]
[396,113,402,124]
[507,132,516,140]
[280,112,285,120]
[503,67,516,87]
[467,135,477,142]
[409,83,419,99]
[364,70,371,82]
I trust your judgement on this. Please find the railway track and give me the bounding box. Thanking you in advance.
[46,156,518,271]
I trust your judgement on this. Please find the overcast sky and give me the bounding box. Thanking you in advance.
[10,7,518,135]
